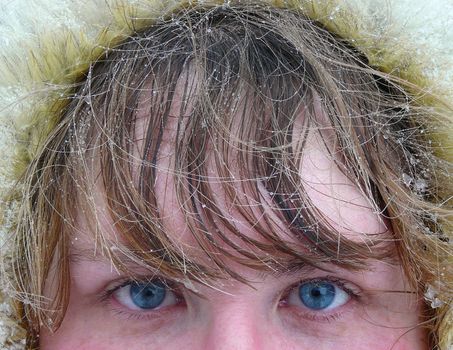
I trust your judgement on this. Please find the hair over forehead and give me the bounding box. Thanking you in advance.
[66,6,400,273]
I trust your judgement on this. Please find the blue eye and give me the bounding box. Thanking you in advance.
[287,279,350,311]
[299,281,336,310]
[113,280,178,311]
[129,281,166,309]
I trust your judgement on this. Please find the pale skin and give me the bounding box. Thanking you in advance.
[40,87,427,350]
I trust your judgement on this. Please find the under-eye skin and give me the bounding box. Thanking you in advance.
[281,277,360,322]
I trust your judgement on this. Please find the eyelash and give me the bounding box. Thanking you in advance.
[99,276,361,322]
[98,278,185,321]
[279,277,361,323]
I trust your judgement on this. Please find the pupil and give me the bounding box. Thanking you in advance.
[130,281,166,309]
[299,281,336,310]
[311,289,321,297]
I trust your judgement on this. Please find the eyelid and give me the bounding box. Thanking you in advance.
[282,276,361,300]
[279,276,362,322]
[97,275,181,304]
[96,276,187,323]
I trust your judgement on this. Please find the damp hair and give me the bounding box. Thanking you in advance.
[12,4,451,348]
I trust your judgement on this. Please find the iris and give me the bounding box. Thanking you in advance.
[299,281,336,310]
[130,281,167,309]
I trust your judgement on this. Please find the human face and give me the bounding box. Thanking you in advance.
[40,95,427,350]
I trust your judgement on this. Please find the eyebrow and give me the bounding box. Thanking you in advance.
[69,247,108,264]
[70,244,324,283]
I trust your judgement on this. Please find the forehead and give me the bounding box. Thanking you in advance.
[71,75,391,281]
[63,17,400,276]
[146,92,384,235]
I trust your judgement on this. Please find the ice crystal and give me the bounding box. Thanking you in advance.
[424,284,445,309]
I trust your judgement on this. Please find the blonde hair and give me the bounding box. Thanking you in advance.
[12,4,451,348]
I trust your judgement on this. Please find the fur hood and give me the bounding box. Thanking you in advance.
[1,1,452,349]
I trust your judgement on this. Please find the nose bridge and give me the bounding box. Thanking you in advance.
[202,299,266,350]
